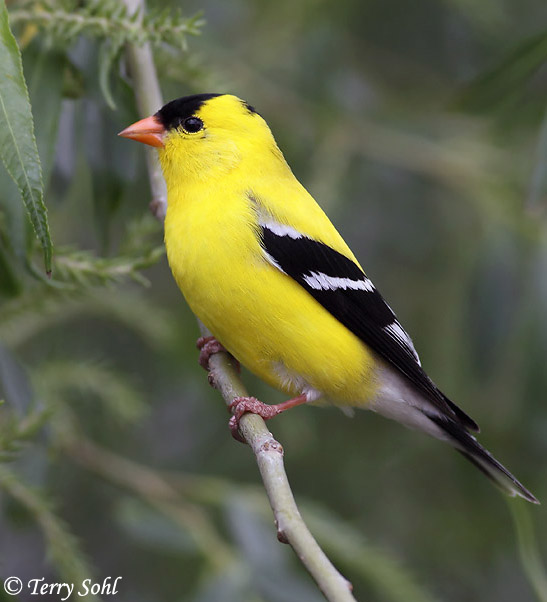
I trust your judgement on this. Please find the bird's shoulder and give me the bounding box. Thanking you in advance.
[248,182,358,264]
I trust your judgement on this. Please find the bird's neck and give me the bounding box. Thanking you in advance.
[161,143,295,212]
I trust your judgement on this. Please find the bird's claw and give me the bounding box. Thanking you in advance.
[196,336,240,372]
[196,336,225,370]
[228,396,280,443]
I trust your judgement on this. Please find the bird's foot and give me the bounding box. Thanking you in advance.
[196,336,240,372]
[228,394,308,443]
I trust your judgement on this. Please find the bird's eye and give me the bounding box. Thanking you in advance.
[182,117,204,133]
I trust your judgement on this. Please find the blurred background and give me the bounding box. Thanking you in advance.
[1,0,546,601]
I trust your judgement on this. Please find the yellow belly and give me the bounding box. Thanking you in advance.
[164,185,378,406]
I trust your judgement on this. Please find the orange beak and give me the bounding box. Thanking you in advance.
[118,115,166,148]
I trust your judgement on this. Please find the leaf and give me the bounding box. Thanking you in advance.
[0,169,32,269]
[8,1,205,52]
[455,31,547,114]
[24,43,65,187]
[98,37,124,110]
[0,1,52,273]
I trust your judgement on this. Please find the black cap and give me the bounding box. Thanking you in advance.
[155,93,221,130]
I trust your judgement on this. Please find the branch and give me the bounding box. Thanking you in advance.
[123,0,166,220]
[204,337,356,600]
[9,2,204,52]
[121,1,356,600]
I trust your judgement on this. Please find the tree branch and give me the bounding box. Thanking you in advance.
[121,2,356,599]
[123,0,166,221]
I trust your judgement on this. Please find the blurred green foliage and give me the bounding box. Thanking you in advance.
[1,0,546,601]
[0,0,51,272]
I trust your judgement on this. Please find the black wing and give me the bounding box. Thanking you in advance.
[260,223,478,431]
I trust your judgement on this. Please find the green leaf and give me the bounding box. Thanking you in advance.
[8,1,205,53]
[25,44,65,187]
[98,38,124,110]
[0,1,52,273]
[0,169,32,270]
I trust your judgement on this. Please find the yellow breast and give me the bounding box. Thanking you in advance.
[164,175,378,406]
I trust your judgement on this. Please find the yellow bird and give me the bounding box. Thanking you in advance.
[120,93,537,503]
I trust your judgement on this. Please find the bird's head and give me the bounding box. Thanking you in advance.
[119,94,283,186]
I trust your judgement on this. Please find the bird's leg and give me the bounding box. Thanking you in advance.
[228,394,308,442]
[196,335,240,372]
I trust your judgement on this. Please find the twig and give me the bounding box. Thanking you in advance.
[204,335,355,600]
[123,0,167,221]
[121,1,356,600]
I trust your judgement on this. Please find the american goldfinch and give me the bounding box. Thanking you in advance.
[120,93,538,503]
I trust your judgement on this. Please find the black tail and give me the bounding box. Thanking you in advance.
[428,415,539,504]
